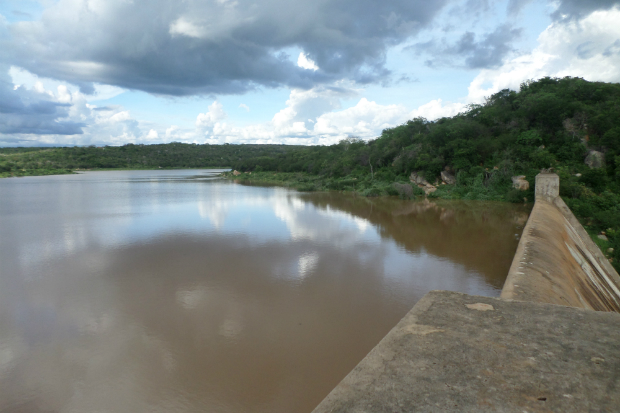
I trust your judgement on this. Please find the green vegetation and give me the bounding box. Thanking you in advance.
[229,77,620,270]
[0,143,302,178]
[2,77,619,270]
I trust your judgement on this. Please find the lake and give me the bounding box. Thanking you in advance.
[0,169,530,413]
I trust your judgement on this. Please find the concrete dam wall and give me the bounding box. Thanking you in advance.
[312,173,620,412]
[501,173,620,311]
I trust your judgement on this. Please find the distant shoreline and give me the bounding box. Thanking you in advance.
[0,166,232,178]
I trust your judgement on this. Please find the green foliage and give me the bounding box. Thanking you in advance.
[0,143,302,177]
[517,130,542,146]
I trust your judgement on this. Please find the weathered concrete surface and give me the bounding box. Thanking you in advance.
[501,173,620,311]
[534,172,559,201]
[312,291,620,413]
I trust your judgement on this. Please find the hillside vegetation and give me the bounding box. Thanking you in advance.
[0,143,301,177]
[229,77,620,269]
[1,76,619,269]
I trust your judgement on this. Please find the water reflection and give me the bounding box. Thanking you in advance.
[0,170,529,413]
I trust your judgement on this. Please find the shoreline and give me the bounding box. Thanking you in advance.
[0,166,232,178]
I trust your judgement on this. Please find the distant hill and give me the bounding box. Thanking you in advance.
[0,143,302,176]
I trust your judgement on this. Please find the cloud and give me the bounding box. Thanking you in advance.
[170,86,413,145]
[552,0,620,20]
[0,0,451,96]
[312,98,410,141]
[9,66,125,102]
[196,101,227,128]
[506,0,535,15]
[0,64,149,146]
[410,99,466,120]
[0,65,85,135]
[410,24,523,69]
[11,10,33,18]
[169,17,206,39]
[297,53,319,71]
[467,7,620,101]
[238,103,249,112]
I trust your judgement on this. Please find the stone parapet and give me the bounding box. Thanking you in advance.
[312,291,620,413]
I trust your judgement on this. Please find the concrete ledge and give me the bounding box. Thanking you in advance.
[501,173,620,311]
[312,290,620,413]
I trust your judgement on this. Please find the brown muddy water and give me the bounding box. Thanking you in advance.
[0,169,530,413]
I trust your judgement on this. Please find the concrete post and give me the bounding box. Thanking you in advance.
[535,173,560,200]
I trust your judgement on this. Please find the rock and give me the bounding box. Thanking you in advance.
[410,172,436,195]
[423,185,437,195]
[232,170,241,176]
[511,175,529,191]
[585,150,605,169]
[409,172,430,186]
[440,170,456,185]
[598,234,609,241]
[574,173,582,177]
[608,248,614,253]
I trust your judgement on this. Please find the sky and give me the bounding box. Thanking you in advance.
[1,0,620,147]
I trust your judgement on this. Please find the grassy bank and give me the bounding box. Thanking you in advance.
[223,167,534,202]
[224,171,427,198]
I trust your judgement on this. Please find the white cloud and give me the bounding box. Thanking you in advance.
[196,101,227,127]
[190,87,413,145]
[9,66,125,102]
[108,111,131,123]
[467,7,620,102]
[239,103,250,111]
[297,53,319,71]
[169,17,206,39]
[313,98,410,142]
[410,99,466,120]
[146,129,158,140]
[57,85,72,103]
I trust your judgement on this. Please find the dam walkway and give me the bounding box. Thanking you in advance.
[312,173,620,413]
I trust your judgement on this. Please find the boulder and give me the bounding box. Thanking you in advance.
[440,170,456,185]
[423,185,437,195]
[585,150,605,169]
[409,172,436,195]
[598,234,609,242]
[232,170,241,176]
[409,172,430,186]
[511,175,529,191]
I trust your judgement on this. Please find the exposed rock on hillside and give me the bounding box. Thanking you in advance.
[512,175,529,191]
[440,170,456,185]
[585,150,605,169]
[410,172,437,194]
